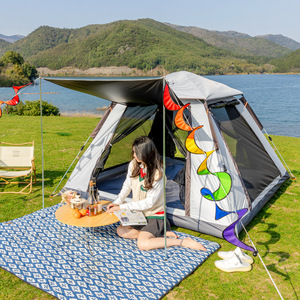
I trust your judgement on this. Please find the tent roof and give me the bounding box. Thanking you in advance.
[45,71,243,105]
[166,71,242,100]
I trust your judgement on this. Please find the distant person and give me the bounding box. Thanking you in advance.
[106,136,206,251]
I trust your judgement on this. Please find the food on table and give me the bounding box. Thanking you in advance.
[79,208,87,216]
[72,208,82,219]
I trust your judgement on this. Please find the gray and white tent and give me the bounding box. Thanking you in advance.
[47,71,289,251]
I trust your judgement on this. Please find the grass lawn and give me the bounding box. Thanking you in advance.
[0,115,299,300]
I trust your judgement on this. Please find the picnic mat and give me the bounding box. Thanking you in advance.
[0,204,220,300]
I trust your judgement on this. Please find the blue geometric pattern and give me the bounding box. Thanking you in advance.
[0,204,220,300]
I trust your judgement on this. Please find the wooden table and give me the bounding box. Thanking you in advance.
[55,200,119,227]
[55,201,119,255]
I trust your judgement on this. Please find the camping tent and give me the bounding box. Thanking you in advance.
[46,71,289,251]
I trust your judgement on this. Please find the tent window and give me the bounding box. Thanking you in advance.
[93,105,157,176]
[95,104,186,202]
[210,104,280,202]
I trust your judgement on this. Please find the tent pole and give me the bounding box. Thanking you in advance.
[163,81,167,261]
[39,77,45,217]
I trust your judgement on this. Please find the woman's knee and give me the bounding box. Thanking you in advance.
[117,225,140,239]
[137,236,154,251]
[116,225,126,237]
[137,239,150,251]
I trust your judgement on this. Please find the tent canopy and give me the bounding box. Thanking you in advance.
[45,71,243,104]
[46,71,288,253]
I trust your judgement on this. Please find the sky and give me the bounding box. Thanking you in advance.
[1,0,300,43]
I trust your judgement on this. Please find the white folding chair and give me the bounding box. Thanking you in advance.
[0,141,36,194]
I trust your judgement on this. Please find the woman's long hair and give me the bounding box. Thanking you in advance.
[131,136,162,190]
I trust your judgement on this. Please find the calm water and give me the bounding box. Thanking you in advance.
[207,74,300,138]
[0,74,299,138]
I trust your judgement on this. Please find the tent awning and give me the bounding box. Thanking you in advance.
[45,71,243,105]
[45,77,164,105]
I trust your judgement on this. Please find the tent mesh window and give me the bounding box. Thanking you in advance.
[96,104,158,173]
[210,103,280,202]
[94,104,187,197]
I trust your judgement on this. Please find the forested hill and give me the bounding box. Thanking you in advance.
[271,49,300,73]
[0,19,298,75]
[256,34,300,51]
[165,23,292,57]
[0,39,10,48]
[0,34,24,43]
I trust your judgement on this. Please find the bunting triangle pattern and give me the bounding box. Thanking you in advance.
[0,82,32,117]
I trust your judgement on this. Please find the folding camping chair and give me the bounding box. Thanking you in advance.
[0,141,36,194]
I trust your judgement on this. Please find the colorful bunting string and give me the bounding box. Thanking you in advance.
[0,82,32,117]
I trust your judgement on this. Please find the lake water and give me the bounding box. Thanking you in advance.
[0,74,299,138]
[207,74,300,138]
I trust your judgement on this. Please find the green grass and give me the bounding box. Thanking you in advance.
[0,115,299,300]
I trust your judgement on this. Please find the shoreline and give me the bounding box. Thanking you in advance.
[37,66,300,77]
[60,106,108,117]
[60,111,105,118]
[38,66,167,77]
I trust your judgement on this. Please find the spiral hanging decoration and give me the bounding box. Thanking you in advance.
[163,82,254,252]
[201,188,255,252]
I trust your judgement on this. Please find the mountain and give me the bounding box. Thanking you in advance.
[4,26,75,58]
[271,49,300,73]
[210,30,251,39]
[0,38,10,48]
[256,34,300,51]
[0,34,24,43]
[3,19,263,75]
[1,19,297,75]
[165,23,291,58]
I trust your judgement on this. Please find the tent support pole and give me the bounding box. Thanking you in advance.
[163,87,168,261]
[39,77,45,217]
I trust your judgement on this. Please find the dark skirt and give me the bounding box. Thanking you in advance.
[131,218,171,237]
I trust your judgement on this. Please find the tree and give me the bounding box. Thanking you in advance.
[22,63,38,81]
[2,51,24,66]
[0,51,38,86]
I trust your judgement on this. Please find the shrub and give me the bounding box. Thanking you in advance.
[5,101,25,115]
[5,100,60,116]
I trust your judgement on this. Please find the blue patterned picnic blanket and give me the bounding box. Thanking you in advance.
[0,204,220,300]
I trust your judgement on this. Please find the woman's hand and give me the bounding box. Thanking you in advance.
[106,203,120,214]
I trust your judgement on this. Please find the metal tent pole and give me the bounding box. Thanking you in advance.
[39,77,45,217]
[163,80,167,261]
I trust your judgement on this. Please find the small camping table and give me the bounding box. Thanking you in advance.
[55,201,119,256]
